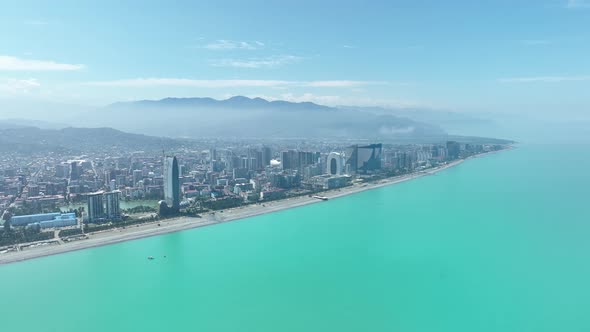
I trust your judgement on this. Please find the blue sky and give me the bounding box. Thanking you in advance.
[1,0,589,119]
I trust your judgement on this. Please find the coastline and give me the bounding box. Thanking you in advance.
[0,149,505,265]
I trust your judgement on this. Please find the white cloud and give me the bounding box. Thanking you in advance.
[0,55,84,71]
[277,93,344,105]
[306,80,382,88]
[210,55,302,68]
[84,78,383,88]
[0,78,41,94]
[379,126,415,135]
[499,75,590,83]
[566,0,590,8]
[204,40,264,50]
[243,93,423,108]
[85,79,292,88]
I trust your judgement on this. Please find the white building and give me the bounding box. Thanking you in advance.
[327,152,345,175]
[104,191,121,220]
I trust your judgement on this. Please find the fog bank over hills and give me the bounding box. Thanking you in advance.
[0,126,513,156]
[0,96,522,141]
[98,96,447,140]
[339,106,499,137]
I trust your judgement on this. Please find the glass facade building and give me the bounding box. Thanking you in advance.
[163,156,180,210]
[345,144,383,174]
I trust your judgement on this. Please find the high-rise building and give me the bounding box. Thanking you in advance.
[281,151,290,170]
[87,192,105,223]
[132,169,143,186]
[282,150,300,170]
[431,145,440,158]
[446,141,461,160]
[70,161,81,180]
[163,156,180,210]
[55,163,70,178]
[345,146,360,173]
[104,170,114,185]
[240,157,249,170]
[262,146,272,167]
[256,150,264,170]
[345,144,383,174]
[327,152,344,175]
[116,174,127,186]
[104,191,121,220]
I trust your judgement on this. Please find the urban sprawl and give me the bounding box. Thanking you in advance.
[0,140,507,249]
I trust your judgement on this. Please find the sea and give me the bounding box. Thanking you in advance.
[1,144,590,332]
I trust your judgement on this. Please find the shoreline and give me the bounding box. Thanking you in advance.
[0,149,506,265]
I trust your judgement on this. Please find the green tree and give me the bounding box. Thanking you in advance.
[2,210,12,232]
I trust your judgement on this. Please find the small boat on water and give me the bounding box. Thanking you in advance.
[147,256,155,260]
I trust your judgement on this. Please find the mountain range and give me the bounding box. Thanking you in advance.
[99,96,449,140]
[1,96,509,142]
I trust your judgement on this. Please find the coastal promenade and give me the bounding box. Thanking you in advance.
[0,156,482,265]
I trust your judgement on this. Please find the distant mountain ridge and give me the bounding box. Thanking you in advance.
[110,96,336,112]
[101,96,447,140]
[0,118,68,130]
[0,126,184,154]
[0,96,511,140]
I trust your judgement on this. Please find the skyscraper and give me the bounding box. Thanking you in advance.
[87,192,104,223]
[282,150,300,170]
[132,169,143,186]
[281,151,290,170]
[327,152,344,175]
[256,150,264,170]
[104,191,121,220]
[55,162,70,178]
[446,141,461,160]
[163,156,180,211]
[70,161,80,180]
[345,144,383,174]
[262,146,272,167]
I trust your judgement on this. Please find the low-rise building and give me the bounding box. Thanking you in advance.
[309,175,351,190]
[10,212,77,228]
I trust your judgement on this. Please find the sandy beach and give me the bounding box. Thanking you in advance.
[0,152,502,265]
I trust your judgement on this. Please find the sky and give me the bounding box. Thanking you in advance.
[0,0,589,121]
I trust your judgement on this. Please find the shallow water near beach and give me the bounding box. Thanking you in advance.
[2,144,590,332]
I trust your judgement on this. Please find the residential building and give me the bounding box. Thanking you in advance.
[87,192,105,223]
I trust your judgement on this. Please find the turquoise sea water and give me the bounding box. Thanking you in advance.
[2,144,590,332]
